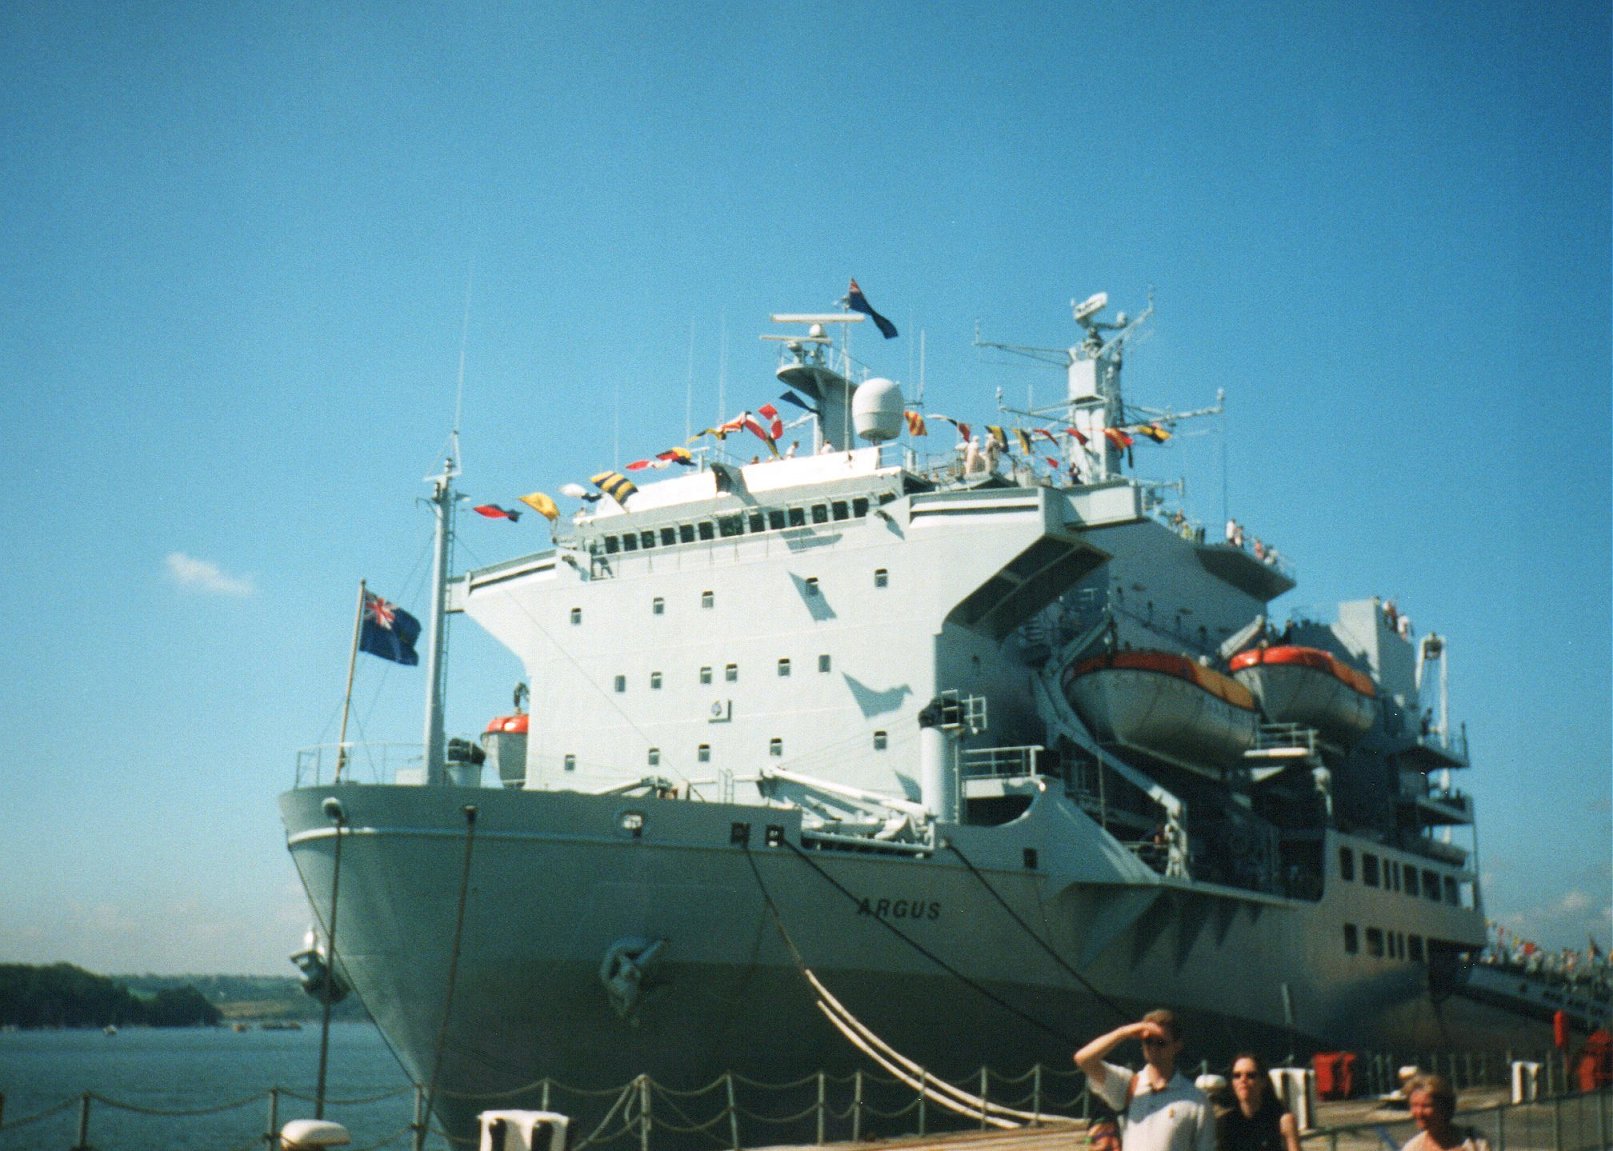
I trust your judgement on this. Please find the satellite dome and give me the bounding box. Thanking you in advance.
[852,377,904,444]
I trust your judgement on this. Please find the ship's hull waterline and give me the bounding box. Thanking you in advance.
[281,784,1539,1140]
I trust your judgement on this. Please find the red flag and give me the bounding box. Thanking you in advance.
[473,504,522,521]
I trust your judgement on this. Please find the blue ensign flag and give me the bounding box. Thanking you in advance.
[359,591,421,666]
[846,278,898,339]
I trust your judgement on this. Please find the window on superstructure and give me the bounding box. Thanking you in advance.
[804,577,820,596]
[648,748,660,767]
[874,568,889,588]
[614,675,626,693]
[1424,870,1441,901]
[570,607,582,625]
[1388,861,1399,892]
[874,731,887,750]
[653,597,665,615]
[1408,935,1425,963]
[819,654,831,673]
[564,754,576,773]
[679,524,695,543]
[640,530,655,550]
[698,744,711,764]
[748,512,766,533]
[605,535,620,554]
[660,527,677,546]
[1339,847,1355,881]
[702,590,714,609]
[719,515,743,538]
[853,497,869,517]
[777,658,791,677]
[788,507,806,528]
[725,663,738,683]
[698,521,715,541]
[1366,928,1385,958]
[811,504,829,524]
[831,500,849,521]
[768,510,786,531]
[622,533,637,552]
[1362,853,1380,887]
[1343,924,1358,953]
[1443,876,1458,906]
[650,672,662,690]
[769,737,783,757]
[700,666,713,685]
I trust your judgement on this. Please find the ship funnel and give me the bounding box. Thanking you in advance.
[852,377,904,444]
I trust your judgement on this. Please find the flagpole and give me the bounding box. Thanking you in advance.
[334,579,366,783]
[421,453,457,787]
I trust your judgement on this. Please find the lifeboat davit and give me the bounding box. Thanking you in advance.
[1228,645,1376,746]
[1062,650,1260,771]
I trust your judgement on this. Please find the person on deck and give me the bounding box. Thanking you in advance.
[1075,1010,1215,1151]
[1401,1075,1491,1151]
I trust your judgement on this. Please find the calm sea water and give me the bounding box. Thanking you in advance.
[0,1022,451,1151]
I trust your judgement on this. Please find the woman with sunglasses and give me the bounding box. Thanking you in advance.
[1216,1054,1300,1151]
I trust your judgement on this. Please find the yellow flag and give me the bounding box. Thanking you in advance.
[519,491,560,522]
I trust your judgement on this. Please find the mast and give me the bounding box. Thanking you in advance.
[421,447,459,786]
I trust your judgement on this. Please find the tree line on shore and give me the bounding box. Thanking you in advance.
[1,963,222,1028]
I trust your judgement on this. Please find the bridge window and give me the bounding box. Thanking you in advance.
[811,504,829,524]
[788,507,806,528]
[768,509,786,531]
[1362,853,1381,888]
[1424,870,1441,901]
[1366,927,1385,958]
[697,521,715,541]
[831,500,849,521]
[679,524,695,543]
[1343,924,1358,953]
[660,527,678,546]
[1443,876,1458,905]
[1409,935,1425,963]
[1338,847,1355,882]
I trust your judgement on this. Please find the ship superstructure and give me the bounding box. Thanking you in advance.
[281,292,1527,1146]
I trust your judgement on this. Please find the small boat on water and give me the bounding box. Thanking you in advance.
[1230,644,1376,746]
[1062,649,1260,771]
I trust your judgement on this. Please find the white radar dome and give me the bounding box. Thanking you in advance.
[852,376,904,444]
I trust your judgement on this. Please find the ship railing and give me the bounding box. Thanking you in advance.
[961,745,1045,779]
[294,742,424,788]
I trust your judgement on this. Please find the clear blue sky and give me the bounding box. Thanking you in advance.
[2,2,1607,976]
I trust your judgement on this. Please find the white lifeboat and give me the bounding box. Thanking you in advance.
[1062,650,1260,771]
[1228,645,1376,746]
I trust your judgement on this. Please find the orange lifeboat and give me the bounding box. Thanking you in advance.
[1062,650,1260,771]
[1228,645,1376,746]
[483,713,530,787]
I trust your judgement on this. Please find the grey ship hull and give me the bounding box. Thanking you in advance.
[281,783,1540,1143]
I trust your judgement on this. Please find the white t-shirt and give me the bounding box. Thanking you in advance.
[1088,1062,1215,1151]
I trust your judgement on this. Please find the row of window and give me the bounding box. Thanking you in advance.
[612,655,835,693]
[1343,923,1428,962]
[593,496,888,556]
[1339,846,1460,906]
[570,572,890,625]
[560,730,891,772]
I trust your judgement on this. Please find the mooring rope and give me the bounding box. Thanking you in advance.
[422,803,480,1146]
[741,840,1064,1128]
